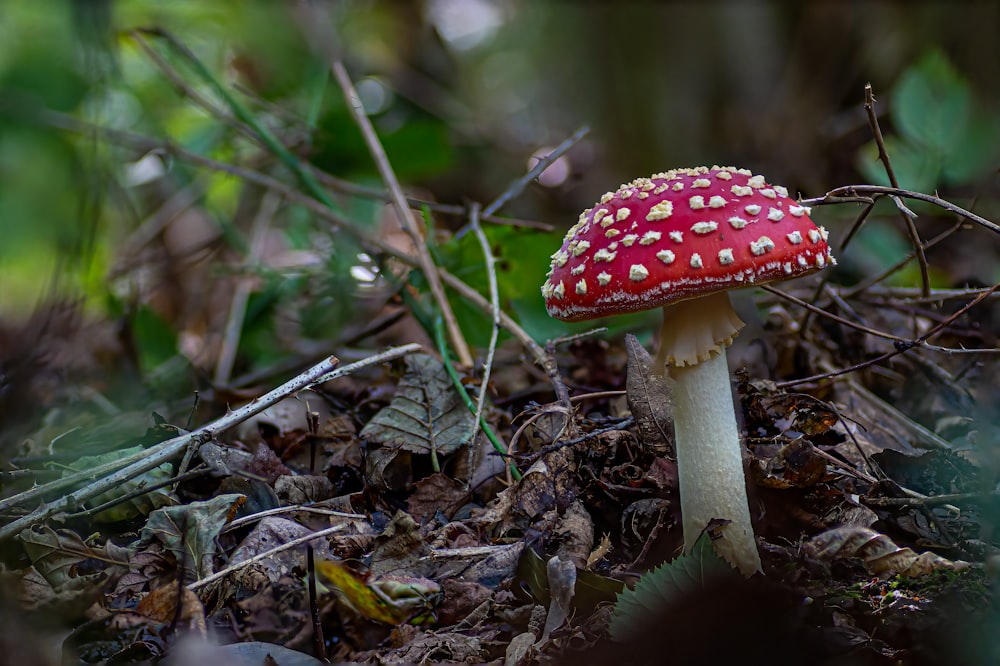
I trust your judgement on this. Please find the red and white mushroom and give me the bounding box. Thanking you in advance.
[542,166,835,575]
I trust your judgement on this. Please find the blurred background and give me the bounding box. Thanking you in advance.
[1,0,999,413]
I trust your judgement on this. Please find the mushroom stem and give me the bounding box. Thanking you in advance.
[658,292,761,576]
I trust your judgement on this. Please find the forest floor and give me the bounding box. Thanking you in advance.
[1,282,998,665]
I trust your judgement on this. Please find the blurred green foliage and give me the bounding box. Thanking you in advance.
[2,2,999,390]
[858,50,1000,193]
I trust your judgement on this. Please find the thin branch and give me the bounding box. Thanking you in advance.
[762,284,1000,354]
[28,109,578,418]
[802,185,1000,235]
[481,125,590,219]
[778,284,1000,388]
[329,58,473,367]
[188,523,348,592]
[864,83,930,296]
[0,345,422,542]
[468,202,505,481]
[839,221,963,299]
[214,191,281,386]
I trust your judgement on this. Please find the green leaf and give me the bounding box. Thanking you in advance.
[360,353,475,457]
[139,493,246,580]
[893,50,971,153]
[609,531,733,642]
[856,135,940,193]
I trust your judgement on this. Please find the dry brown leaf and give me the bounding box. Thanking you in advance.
[804,526,971,578]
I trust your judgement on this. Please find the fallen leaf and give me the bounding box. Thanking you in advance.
[360,353,475,459]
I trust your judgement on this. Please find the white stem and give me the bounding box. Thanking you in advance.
[671,347,762,575]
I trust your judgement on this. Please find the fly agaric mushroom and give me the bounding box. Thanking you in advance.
[542,166,835,576]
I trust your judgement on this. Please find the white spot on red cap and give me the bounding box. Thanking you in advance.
[646,200,673,221]
[616,207,631,221]
[671,182,684,191]
[767,208,785,222]
[760,188,777,199]
[653,183,669,194]
[597,271,612,286]
[750,236,775,256]
[787,230,803,244]
[708,195,727,208]
[718,248,734,265]
[690,253,703,268]
[656,249,675,265]
[715,171,733,181]
[622,234,639,246]
[745,204,762,216]
[731,185,753,197]
[576,279,587,294]
[692,178,711,188]
[605,229,620,238]
[669,230,684,243]
[748,175,766,188]
[808,229,822,244]
[789,205,809,217]
[594,248,617,262]
[629,264,650,281]
[689,195,706,210]
[692,221,719,234]
[571,264,585,275]
[570,240,591,256]
[639,231,661,245]
[553,281,565,299]
[775,185,789,198]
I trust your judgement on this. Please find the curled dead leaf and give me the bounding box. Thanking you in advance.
[804,526,971,578]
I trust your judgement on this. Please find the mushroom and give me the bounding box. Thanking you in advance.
[542,166,835,575]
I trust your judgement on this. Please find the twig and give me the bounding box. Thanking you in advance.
[134,29,549,233]
[802,185,1000,235]
[223,505,365,533]
[858,285,1000,303]
[864,83,930,296]
[839,221,964,299]
[777,284,999,388]
[137,28,343,215]
[762,284,1000,354]
[468,202,505,482]
[861,492,1000,509]
[110,179,208,277]
[188,523,348,592]
[26,109,578,419]
[64,465,212,520]
[214,191,281,386]
[0,345,421,542]
[329,59,473,367]
[480,125,590,219]
[129,31,254,142]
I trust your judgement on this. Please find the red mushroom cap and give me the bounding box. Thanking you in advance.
[542,166,836,321]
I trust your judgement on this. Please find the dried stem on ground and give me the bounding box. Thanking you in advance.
[0,345,423,542]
